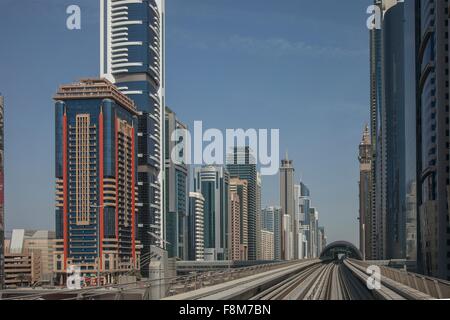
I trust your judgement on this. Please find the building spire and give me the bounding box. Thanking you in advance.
[361,124,370,145]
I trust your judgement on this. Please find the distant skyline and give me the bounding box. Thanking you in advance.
[0,0,372,246]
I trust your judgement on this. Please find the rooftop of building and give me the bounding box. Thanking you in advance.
[53,78,137,115]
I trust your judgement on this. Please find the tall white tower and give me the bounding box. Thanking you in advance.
[100,0,165,276]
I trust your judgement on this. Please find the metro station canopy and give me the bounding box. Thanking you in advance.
[319,241,363,260]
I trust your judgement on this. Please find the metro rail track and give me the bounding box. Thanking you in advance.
[167,259,434,300]
[249,260,375,300]
[3,259,436,300]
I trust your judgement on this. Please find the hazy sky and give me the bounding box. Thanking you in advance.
[0,0,372,246]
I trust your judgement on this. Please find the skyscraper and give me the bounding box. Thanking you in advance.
[298,182,311,258]
[359,125,372,260]
[229,178,248,260]
[164,107,188,260]
[280,153,295,260]
[194,166,229,261]
[54,79,140,283]
[403,0,418,263]
[309,208,319,258]
[368,0,417,262]
[261,230,274,261]
[294,184,301,259]
[0,94,4,289]
[229,192,241,261]
[369,0,386,261]
[384,0,407,260]
[188,192,205,261]
[416,0,450,280]
[226,147,257,260]
[318,227,327,254]
[256,173,262,260]
[262,206,282,260]
[100,0,165,275]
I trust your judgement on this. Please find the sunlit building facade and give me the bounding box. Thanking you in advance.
[54,79,140,284]
[280,154,295,260]
[262,206,282,261]
[229,178,248,260]
[229,192,241,261]
[226,147,257,260]
[188,192,205,261]
[261,230,274,261]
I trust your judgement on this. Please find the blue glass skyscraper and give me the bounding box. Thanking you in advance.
[369,0,386,261]
[417,0,450,280]
[101,0,165,276]
[194,166,229,261]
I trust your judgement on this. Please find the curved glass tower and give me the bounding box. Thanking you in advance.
[417,0,450,280]
[101,0,165,276]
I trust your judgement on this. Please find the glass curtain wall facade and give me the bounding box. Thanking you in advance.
[384,1,407,259]
[100,0,165,276]
[417,0,450,280]
[193,166,229,261]
[262,207,282,261]
[164,107,188,260]
[403,0,418,263]
[370,0,386,261]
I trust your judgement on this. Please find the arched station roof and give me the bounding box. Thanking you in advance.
[319,241,363,260]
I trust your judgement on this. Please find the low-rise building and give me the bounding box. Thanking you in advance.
[3,229,54,288]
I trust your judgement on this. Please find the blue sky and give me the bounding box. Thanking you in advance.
[0,0,372,245]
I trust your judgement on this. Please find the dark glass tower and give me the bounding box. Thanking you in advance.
[417,0,450,280]
[368,0,418,263]
[384,1,406,259]
[164,107,188,260]
[194,166,229,261]
[369,0,386,261]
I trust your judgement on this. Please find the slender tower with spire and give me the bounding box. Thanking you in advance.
[280,151,295,260]
[359,125,372,260]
